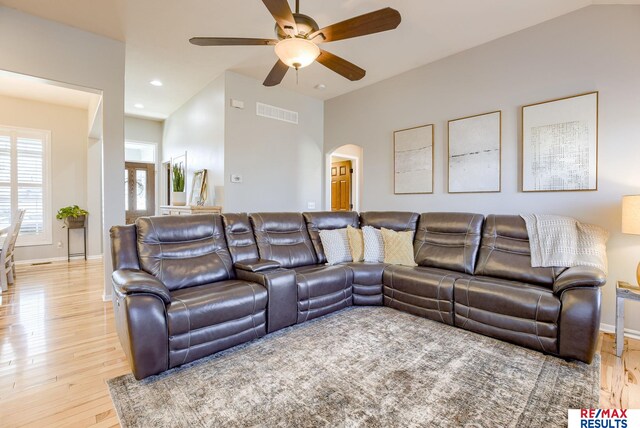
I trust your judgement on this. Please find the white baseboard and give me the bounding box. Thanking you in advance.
[15,254,102,265]
[600,323,640,340]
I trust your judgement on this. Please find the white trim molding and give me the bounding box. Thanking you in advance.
[600,323,640,341]
[14,253,103,266]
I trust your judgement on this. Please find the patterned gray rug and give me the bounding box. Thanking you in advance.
[108,307,599,427]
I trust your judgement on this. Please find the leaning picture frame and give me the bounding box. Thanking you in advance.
[189,169,208,206]
[522,91,598,192]
[393,124,434,194]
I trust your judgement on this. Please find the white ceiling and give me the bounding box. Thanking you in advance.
[0,70,101,110]
[0,0,636,120]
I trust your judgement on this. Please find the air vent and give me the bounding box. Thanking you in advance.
[256,102,298,124]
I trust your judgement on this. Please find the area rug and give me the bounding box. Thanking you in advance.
[108,307,599,427]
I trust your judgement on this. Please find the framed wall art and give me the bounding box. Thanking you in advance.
[189,169,208,206]
[448,110,501,193]
[522,91,598,192]
[394,124,434,194]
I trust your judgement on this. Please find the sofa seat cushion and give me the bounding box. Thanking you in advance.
[344,262,386,306]
[294,264,353,323]
[167,280,267,367]
[383,266,468,325]
[454,276,560,354]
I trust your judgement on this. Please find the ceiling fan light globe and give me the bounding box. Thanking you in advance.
[274,38,320,69]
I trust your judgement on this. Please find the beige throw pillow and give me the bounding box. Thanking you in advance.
[346,225,364,262]
[381,227,417,266]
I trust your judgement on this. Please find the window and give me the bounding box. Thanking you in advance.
[0,125,52,246]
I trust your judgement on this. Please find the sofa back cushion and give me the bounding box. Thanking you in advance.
[222,213,259,263]
[359,211,419,232]
[303,211,359,263]
[250,212,318,268]
[136,214,234,291]
[414,212,484,274]
[474,215,564,287]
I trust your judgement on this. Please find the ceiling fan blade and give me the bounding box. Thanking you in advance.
[309,7,401,43]
[316,50,365,81]
[262,0,297,36]
[263,60,289,86]
[190,37,277,46]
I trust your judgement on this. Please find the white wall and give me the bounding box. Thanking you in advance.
[163,74,225,207]
[0,6,126,297]
[224,71,324,212]
[87,137,102,257]
[325,5,640,330]
[0,94,101,260]
[163,71,324,213]
[125,116,163,145]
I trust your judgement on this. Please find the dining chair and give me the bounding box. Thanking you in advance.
[1,209,26,292]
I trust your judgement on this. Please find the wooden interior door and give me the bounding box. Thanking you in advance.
[331,160,352,211]
[125,162,155,224]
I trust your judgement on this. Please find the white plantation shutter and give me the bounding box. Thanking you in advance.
[0,134,11,227]
[0,126,51,246]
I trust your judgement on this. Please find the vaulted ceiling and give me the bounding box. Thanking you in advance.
[0,0,635,119]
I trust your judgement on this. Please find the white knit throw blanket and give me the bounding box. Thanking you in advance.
[520,214,609,274]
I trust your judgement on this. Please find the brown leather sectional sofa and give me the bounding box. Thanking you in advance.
[110,211,606,380]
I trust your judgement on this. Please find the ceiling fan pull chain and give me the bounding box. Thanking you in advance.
[295,0,299,14]
[296,68,299,85]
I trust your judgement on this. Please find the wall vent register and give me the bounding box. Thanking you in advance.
[256,102,299,124]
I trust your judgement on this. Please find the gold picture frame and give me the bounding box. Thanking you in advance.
[521,91,598,192]
[189,169,208,206]
[393,124,434,194]
[447,110,502,193]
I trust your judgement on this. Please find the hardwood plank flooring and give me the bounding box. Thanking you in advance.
[0,260,127,427]
[0,260,637,427]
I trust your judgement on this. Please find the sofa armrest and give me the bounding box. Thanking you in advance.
[112,269,171,304]
[234,259,281,273]
[553,266,606,295]
[558,287,601,363]
[237,268,297,333]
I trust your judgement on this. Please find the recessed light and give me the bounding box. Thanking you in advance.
[314,83,326,90]
[150,80,163,87]
[134,103,144,109]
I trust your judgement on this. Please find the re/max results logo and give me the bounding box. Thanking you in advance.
[568,409,638,428]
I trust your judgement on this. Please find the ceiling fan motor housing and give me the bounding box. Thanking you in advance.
[275,13,320,39]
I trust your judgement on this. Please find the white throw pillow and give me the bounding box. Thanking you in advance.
[319,228,352,265]
[363,226,384,263]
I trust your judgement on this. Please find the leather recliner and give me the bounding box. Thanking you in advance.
[110,214,268,380]
[249,212,353,324]
[457,215,603,362]
[383,212,483,325]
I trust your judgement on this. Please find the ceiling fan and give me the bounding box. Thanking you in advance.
[189,0,401,87]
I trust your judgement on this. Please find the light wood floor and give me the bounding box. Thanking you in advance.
[0,260,637,427]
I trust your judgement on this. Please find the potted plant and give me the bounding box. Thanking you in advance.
[172,162,187,206]
[56,205,88,228]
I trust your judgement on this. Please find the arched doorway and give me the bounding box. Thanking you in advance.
[326,144,363,212]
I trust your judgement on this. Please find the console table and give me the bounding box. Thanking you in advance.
[159,205,222,216]
[616,281,640,357]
